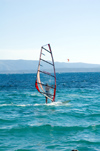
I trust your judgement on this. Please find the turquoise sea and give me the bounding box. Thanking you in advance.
[0,72,100,151]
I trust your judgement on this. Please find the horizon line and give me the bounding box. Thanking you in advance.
[0,59,100,65]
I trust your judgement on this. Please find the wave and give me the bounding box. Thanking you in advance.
[69,139,100,145]
[34,100,71,106]
[0,104,12,107]
[0,100,71,107]
[0,104,34,107]
[30,92,42,97]
[0,118,17,124]
[1,123,100,132]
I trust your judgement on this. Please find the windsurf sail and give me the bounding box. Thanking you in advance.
[35,44,56,102]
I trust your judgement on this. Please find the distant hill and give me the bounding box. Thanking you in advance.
[0,60,38,73]
[0,60,100,74]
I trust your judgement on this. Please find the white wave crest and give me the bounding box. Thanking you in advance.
[34,100,71,106]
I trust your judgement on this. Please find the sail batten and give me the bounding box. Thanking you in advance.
[40,58,53,66]
[42,47,51,53]
[35,44,56,102]
[38,70,55,78]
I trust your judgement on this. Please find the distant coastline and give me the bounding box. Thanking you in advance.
[0,60,100,74]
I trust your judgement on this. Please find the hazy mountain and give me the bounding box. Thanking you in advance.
[0,60,100,74]
[55,62,100,68]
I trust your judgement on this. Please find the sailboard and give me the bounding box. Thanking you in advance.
[35,44,56,102]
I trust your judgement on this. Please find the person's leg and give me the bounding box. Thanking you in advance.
[46,97,47,104]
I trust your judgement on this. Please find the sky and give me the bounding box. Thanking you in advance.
[0,0,100,64]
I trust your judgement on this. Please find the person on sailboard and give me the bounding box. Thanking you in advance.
[45,83,50,104]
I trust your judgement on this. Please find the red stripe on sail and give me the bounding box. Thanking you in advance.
[35,80,40,92]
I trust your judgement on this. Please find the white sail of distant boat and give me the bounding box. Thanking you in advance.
[35,44,56,102]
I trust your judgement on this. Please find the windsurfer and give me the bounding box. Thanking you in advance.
[45,83,50,104]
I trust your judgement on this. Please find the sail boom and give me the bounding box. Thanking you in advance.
[40,91,54,97]
[36,82,56,89]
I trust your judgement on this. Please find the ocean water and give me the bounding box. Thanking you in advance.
[0,72,100,151]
